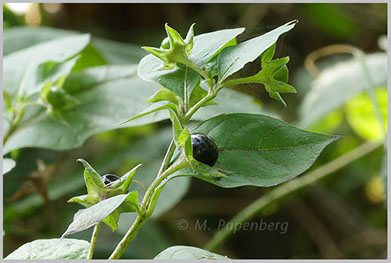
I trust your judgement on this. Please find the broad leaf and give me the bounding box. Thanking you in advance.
[3,26,145,64]
[137,28,245,98]
[5,238,90,259]
[62,192,138,237]
[3,65,164,154]
[176,113,339,188]
[154,246,228,260]
[4,34,90,98]
[217,20,297,81]
[299,53,387,127]
[3,158,16,175]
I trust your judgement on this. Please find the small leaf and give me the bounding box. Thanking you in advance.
[62,192,138,237]
[178,113,340,188]
[146,87,180,105]
[217,20,297,81]
[189,85,218,108]
[5,238,90,259]
[121,101,178,125]
[3,158,16,175]
[154,246,229,260]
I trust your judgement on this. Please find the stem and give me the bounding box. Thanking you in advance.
[157,139,176,177]
[204,141,381,252]
[184,67,189,112]
[3,105,26,145]
[184,59,211,86]
[182,89,215,123]
[109,156,189,259]
[87,222,101,260]
[217,74,262,92]
[108,214,146,260]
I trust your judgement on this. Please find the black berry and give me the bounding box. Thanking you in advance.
[191,133,219,167]
[101,174,120,185]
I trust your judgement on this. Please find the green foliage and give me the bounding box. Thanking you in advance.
[175,113,339,187]
[216,20,297,82]
[5,239,90,259]
[138,27,245,99]
[4,21,343,260]
[154,246,228,260]
[63,192,139,237]
[66,160,141,231]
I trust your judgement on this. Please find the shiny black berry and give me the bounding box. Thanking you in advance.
[191,133,219,167]
[101,174,120,185]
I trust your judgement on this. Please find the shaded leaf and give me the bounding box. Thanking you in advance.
[3,26,145,64]
[299,53,387,127]
[4,34,90,98]
[3,65,164,154]
[5,238,90,259]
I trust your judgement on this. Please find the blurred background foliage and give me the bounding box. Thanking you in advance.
[3,3,387,259]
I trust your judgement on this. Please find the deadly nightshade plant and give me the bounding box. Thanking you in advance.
[60,21,339,259]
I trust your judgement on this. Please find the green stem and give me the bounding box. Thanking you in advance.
[157,139,176,177]
[184,67,189,112]
[87,222,101,260]
[182,89,215,123]
[204,141,381,252]
[108,156,189,259]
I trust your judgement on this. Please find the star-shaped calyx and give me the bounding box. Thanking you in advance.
[68,159,142,208]
[237,43,297,107]
[142,23,195,70]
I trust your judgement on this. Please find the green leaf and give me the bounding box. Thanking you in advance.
[4,34,90,98]
[68,160,142,209]
[234,44,296,106]
[3,26,146,64]
[5,238,90,259]
[146,87,180,105]
[217,20,297,81]
[3,65,164,154]
[189,85,218,108]
[177,113,339,188]
[3,158,16,175]
[299,52,387,127]
[137,28,245,97]
[121,101,178,125]
[345,88,387,142]
[154,246,228,260]
[63,192,139,237]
